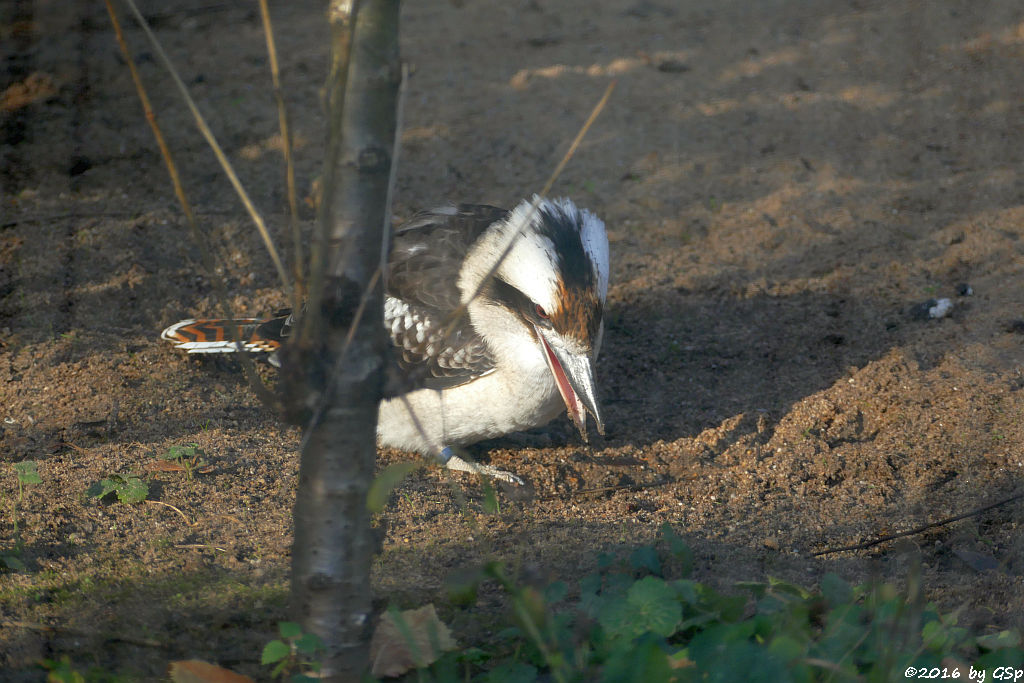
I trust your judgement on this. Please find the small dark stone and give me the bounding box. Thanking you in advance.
[624,1,675,18]
[1005,320,1024,335]
[526,35,561,47]
[68,156,92,177]
[656,60,690,73]
[956,283,973,296]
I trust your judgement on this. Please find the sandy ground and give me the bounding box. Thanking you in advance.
[2,0,1024,678]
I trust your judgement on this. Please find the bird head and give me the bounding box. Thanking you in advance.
[459,196,609,440]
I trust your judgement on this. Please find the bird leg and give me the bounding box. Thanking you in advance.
[438,446,524,486]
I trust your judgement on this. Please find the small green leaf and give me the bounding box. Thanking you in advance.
[768,634,806,661]
[2,554,27,571]
[976,647,1024,670]
[599,597,641,640]
[294,632,323,656]
[495,626,522,641]
[820,573,853,607]
[660,522,693,575]
[922,619,967,652]
[486,660,537,683]
[976,629,1021,650]
[367,461,420,512]
[457,647,490,665]
[41,656,85,683]
[672,578,700,605]
[113,475,149,504]
[481,482,500,514]
[627,576,682,636]
[278,621,303,639]
[86,479,118,500]
[629,546,661,576]
[163,444,198,460]
[446,567,483,606]
[601,635,672,683]
[736,581,768,599]
[14,460,42,485]
[767,576,812,599]
[628,575,674,604]
[88,475,148,503]
[261,638,291,665]
[579,582,603,617]
[544,580,568,604]
[706,591,747,623]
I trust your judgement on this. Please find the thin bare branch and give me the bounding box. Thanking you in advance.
[257,0,304,312]
[120,0,294,304]
[538,79,617,199]
[812,489,1024,556]
[303,0,362,343]
[441,81,616,341]
[380,62,407,279]
[144,499,194,526]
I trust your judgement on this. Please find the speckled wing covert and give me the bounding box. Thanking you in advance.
[385,204,508,390]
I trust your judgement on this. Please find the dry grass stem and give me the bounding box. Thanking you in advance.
[257,0,305,311]
[120,0,294,304]
[441,81,616,342]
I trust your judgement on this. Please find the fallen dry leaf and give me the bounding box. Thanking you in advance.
[369,604,457,678]
[168,660,254,683]
[146,460,187,473]
[1,72,57,112]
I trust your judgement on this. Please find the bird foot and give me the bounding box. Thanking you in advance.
[438,447,524,486]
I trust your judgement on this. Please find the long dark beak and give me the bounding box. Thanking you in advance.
[535,326,604,441]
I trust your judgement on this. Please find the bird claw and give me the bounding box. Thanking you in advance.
[438,447,524,485]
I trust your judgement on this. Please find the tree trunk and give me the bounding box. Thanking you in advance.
[287,1,400,679]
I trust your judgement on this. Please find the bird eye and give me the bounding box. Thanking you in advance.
[535,304,549,320]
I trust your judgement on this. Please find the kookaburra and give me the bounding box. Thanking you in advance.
[161,196,609,483]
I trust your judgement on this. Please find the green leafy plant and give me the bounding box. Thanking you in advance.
[3,460,42,571]
[160,443,208,480]
[14,459,42,489]
[262,621,324,681]
[40,655,127,682]
[86,474,149,504]
[426,524,1024,682]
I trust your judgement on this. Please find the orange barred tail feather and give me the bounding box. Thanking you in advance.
[160,317,287,356]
